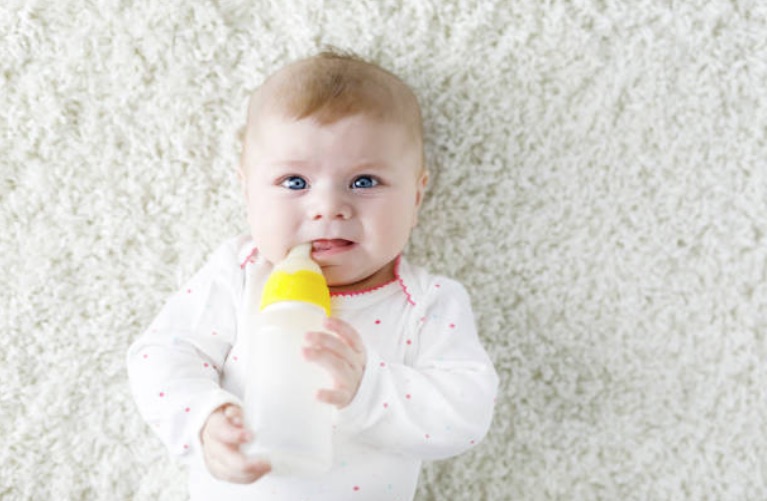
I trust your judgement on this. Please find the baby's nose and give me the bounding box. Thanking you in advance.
[310,188,352,220]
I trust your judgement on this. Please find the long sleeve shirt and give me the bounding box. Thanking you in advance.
[127,236,498,500]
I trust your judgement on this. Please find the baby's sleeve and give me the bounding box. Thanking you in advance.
[126,242,243,460]
[338,278,499,460]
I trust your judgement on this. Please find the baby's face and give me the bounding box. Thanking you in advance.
[240,112,427,292]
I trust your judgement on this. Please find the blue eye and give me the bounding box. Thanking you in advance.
[281,176,308,190]
[351,176,379,189]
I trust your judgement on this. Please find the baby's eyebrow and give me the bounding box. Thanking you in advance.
[262,160,312,170]
[349,161,387,171]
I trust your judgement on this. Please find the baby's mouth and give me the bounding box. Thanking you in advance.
[311,239,354,252]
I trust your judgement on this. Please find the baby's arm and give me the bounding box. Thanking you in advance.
[127,242,243,460]
[337,279,499,460]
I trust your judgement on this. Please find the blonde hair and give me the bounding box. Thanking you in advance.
[244,50,424,164]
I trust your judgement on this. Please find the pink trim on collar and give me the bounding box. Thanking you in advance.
[240,247,416,305]
[330,279,397,298]
[330,256,416,305]
[395,256,417,306]
[240,246,258,269]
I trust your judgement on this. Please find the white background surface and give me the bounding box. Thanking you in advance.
[2,1,766,499]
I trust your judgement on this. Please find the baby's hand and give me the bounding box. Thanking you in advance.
[200,404,271,484]
[304,317,367,409]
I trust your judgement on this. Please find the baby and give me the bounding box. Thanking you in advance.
[127,50,498,500]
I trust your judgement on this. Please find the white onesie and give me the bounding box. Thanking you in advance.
[127,236,498,500]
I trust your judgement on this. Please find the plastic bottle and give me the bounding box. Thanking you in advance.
[241,243,335,476]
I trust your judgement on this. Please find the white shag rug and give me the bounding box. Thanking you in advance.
[2,1,766,499]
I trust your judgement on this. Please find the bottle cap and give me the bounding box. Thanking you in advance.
[259,243,331,316]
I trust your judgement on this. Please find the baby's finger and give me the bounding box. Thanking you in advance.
[223,404,244,427]
[219,449,272,483]
[206,439,271,483]
[317,387,353,407]
[323,317,366,355]
[306,331,357,366]
[304,345,361,407]
[206,408,251,445]
[304,342,351,375]
[242,459,272,482]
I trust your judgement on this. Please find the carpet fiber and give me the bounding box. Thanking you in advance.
[2,1,767,499]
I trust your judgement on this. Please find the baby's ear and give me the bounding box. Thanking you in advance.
[411,170,429,228]
[415,170,429,208]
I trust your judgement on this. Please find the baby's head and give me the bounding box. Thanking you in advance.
[244,50,424,163]
[239,51,429,292]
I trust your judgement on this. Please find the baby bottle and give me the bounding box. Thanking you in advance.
[241,243,336,476]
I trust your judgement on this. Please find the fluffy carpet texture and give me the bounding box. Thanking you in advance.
[2,0,766,499]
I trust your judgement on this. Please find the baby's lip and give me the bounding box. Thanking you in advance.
[311,239,354,252]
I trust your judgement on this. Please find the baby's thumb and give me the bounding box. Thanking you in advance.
[223,403,244,426]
